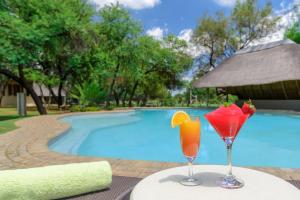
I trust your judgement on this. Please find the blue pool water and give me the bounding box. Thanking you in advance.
[49,109,300,168]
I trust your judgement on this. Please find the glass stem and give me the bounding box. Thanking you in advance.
[188,161,193,180]
[227,143,233,176]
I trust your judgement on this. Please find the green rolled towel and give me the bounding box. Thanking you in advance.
[0,161,112,200]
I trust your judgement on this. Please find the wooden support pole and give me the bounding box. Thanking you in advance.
[281,82,288,100]
[206,88,209,107]
[269,84,275,99]
[249,85,256,99]
[242,86,248,100]
[295,80,300,98]
[258,85,264,99]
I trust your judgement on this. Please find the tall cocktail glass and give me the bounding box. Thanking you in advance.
[205,104,249,189]
[179,116,201,186]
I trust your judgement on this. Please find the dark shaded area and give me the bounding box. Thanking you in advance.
[287,180,300,190]
[60,176,141,200]
[0,115,22,121]
[226,80,300,100]
[58,175,300,200]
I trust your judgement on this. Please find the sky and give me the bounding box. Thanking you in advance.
[90,0,299,39]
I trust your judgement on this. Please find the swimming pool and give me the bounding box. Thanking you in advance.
[49,109,300,168]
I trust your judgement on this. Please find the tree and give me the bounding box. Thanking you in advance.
[0,1,194,111]
[231,0,279,49]
[132,35,192,106]
[285,22,300,44]
[193,12,229,69]
[0,0,96,114]
[96,4,141,107]
[193,0,278,71]
[127,36,161,107]
[0,0,48,114]
[24,70,59,106]
[37,0,96,108]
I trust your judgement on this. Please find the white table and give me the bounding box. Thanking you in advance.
[130,165,300,200]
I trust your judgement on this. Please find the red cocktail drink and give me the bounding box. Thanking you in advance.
[205,104,252,189]
[206,104,249,142]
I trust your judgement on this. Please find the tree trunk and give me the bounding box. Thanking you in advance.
[0,79,8,106]
[113,90,120,106]
[128,81,139,107]
[38,84,45,105]
[105,63,120,107]
[206,88,209,107]
[106,63,120,107]
[122,90,127,107]
[137,98,141,106]
[141,95,148,107]
[57,82,64,109]
[0,69,47,115]
[48,86,58,104]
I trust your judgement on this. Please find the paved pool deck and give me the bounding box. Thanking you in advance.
[0,110,299,181]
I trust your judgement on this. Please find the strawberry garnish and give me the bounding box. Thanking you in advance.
[242,100,256,117]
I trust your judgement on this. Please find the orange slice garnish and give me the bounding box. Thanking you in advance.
[171,111,191,128]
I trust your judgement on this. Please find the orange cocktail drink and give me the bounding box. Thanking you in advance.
[180,119,200,159]
[171,111,201,186]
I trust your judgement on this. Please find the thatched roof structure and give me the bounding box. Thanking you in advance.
[193,40,300,100]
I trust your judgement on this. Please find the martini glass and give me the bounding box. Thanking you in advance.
[205,105,249,189]
[179,116,201,186]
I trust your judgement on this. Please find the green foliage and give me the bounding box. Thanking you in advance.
[285,22,300,44]
[105,106,115,111]
[70,81,106,107]
[95,4,142,105]
[161,94,176,107]
[0,1,206,110]
[0,0,97,113]
[91,4,192,107]
[193,0,278,72]
[231,0,279,49]
[69,105,101,112]
[0,0,43,67]
[69,105,84,112]
[85,107,101,112]
[193,12,229,69]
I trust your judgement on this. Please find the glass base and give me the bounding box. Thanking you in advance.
[180,177,201,186]
[216,175,244,189]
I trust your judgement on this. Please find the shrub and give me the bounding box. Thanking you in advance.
[105,106,114,111]
[69,105,84,112]
[70,105,101,112]
[70,81,106,107]
[85,106,100,112]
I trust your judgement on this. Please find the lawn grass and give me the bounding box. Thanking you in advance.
[0,107,67,134]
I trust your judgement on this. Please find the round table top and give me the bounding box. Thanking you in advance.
[130,165,300,200]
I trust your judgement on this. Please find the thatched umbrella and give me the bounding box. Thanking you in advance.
[193,40,300,100]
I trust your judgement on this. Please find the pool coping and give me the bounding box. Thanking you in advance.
[0,108,299,180]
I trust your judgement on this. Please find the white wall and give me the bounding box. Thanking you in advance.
[0,83,35,107]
